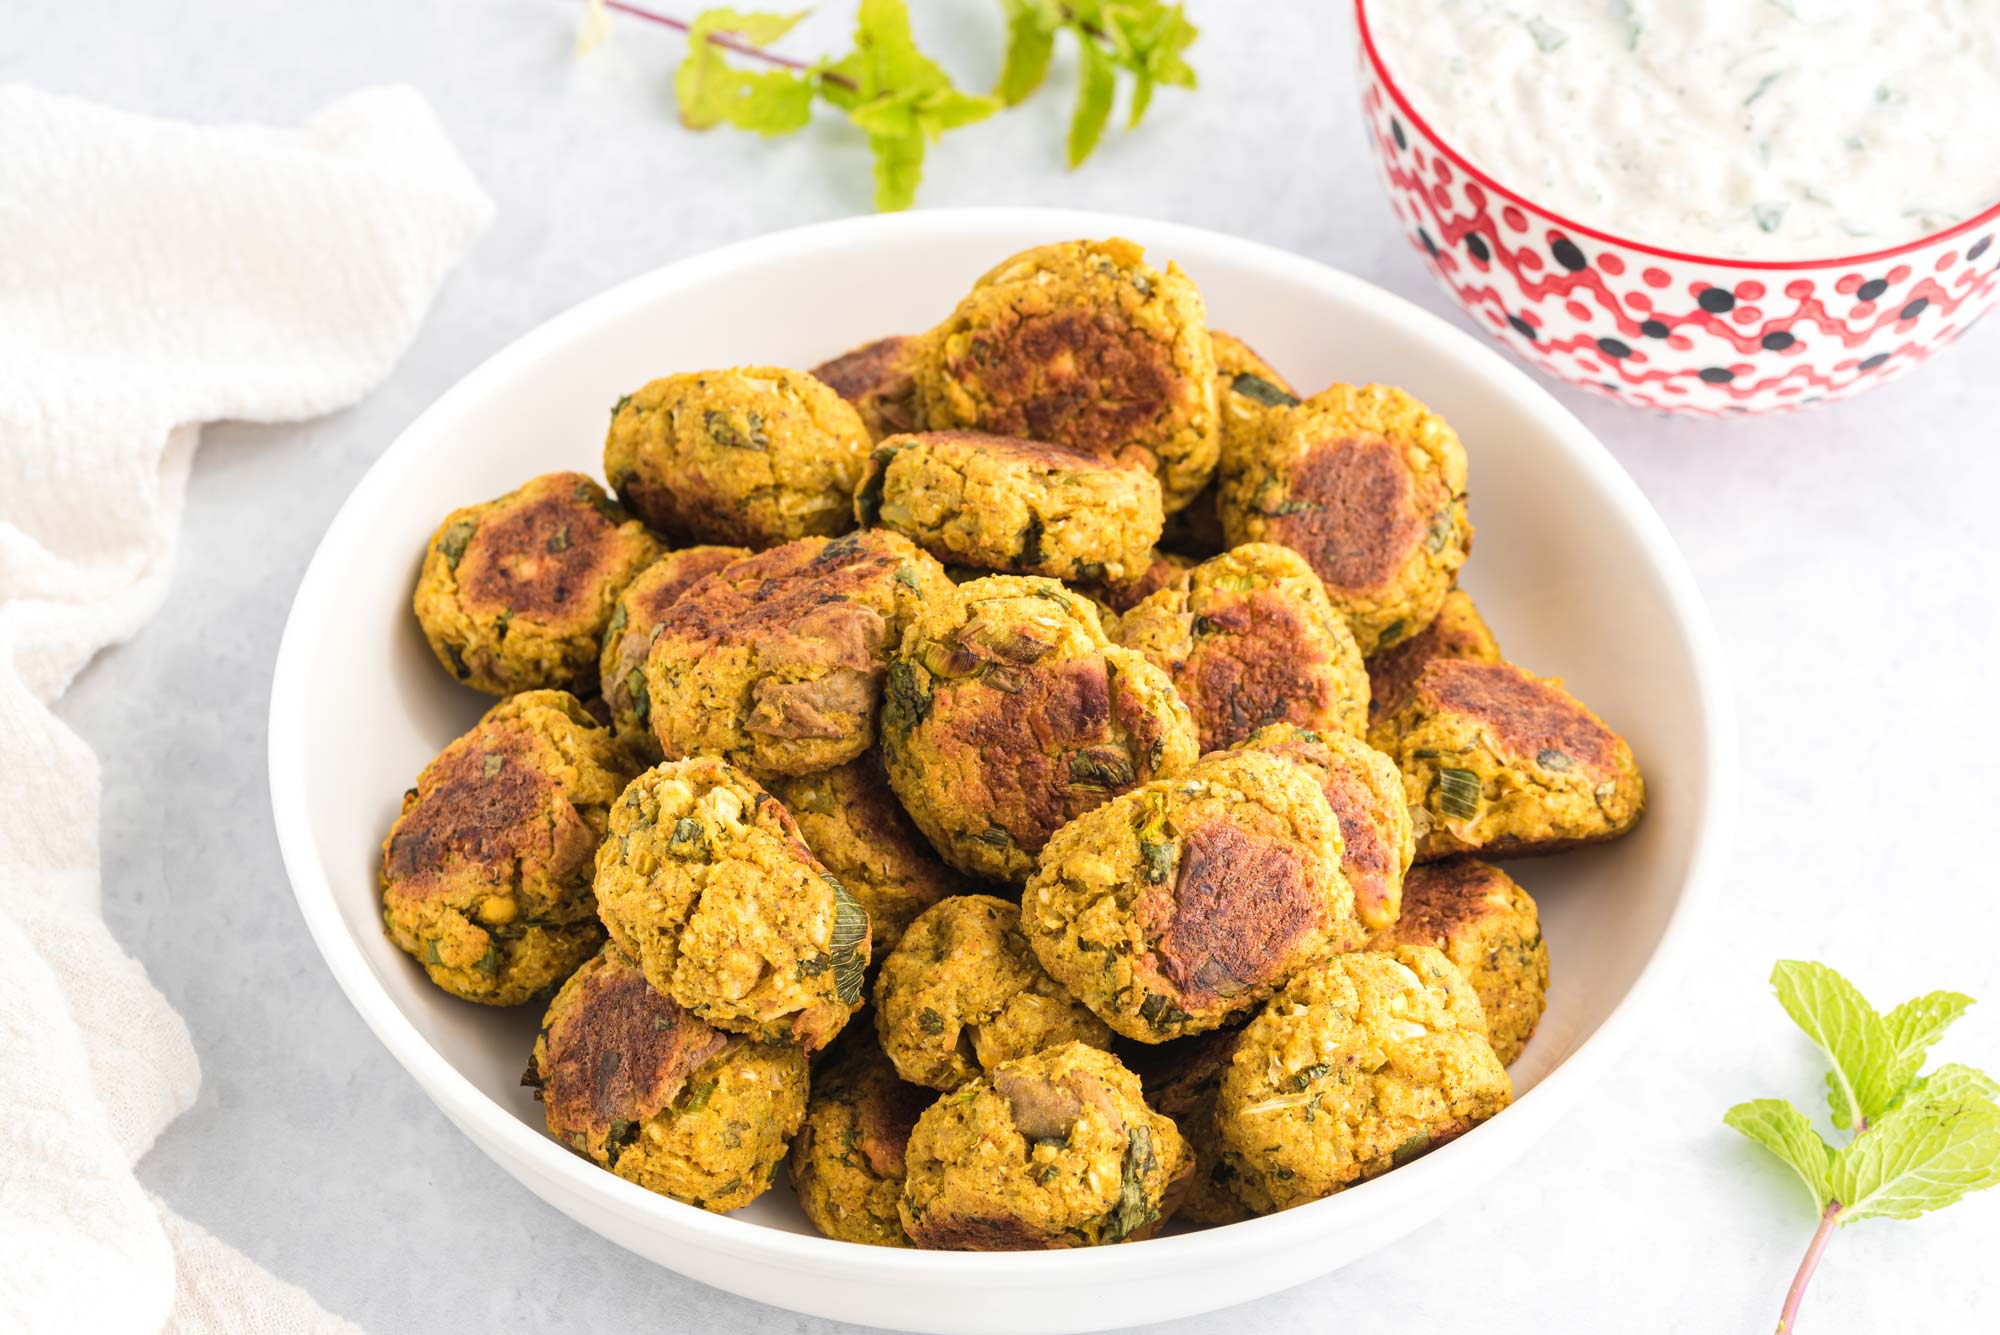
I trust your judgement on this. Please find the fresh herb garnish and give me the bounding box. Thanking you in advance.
[1436,767,1482,820]
[576,0,1197,209]
[1229,371,1299,408]
[1726,961,2000,1332]
[827,878,869,1004]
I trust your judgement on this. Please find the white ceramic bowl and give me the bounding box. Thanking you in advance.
[269,208,1735,1333]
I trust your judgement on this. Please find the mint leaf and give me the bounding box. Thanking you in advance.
[1832,1088,2000,1224]
[1771,960,1892,1132]
[1881,990,1976,1098]
[1725,1099,1835,1212]
[674,10,815,135]
[1098,0,1198,129]
[996,0,1061,106]
[1067,33,1116,167]
[1898,1062,2000,1111]
[828,0,998,211]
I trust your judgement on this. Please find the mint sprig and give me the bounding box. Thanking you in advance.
[576,0,1196,207]
[1727,961,2000,1331]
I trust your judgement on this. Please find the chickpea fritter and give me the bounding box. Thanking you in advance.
[764,754,968,955]
[788,1037,934,1247]
[874,895,1112,1092]
[381,690,632,1005]
[1023,749,1359,1043]
[1366,587,1502,727]
[1215,947,1512,1213]
[1116,543,1369,751]
[915,238,1219,512]
[1218,383,1472,656]
[592,757,868,1052]
[811,335,925,444]
[855,430,1164,584]
[413,472,662,696]
[899,1043,1191,1250]
[1232,723,1414,933]
[1125,1029,1252,1226]
[1371,659,1645,861]
[605,366,868,549]
[880,575,1199,882]
[643,531,951,779]
[529,945,807,1213]
[1369,859,1548,1066]
[598,545,748,761]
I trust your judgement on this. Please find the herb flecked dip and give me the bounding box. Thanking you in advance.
[1370,0,2000,258]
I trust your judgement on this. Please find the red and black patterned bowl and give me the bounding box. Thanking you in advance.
[1354,0,2000,416]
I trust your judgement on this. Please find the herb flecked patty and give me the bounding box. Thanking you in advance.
[529,945,807,1213]
[1115,542,1369,751]
[1218,382,1471,656]
[855,430,1164,584]
[874,894,1112,1092]
[380,690,632,1005]
[642,530,951,779]
[1368,858,1548,1066]
[811,334,926,444]
[899,1042,1190,1250]
[413,471,661,696]
[1364,586,1502,727]
[915,238,1219,512]
[592,756,868,1052]
[879,574,1199,882]
[597,544,748,762]
[1370,658,1644,862]
[1124,1028,1253,1226]
[787,1035,934,1247]
[1214,947,1511,1213]
[605,365,869,548]
[1022,748,1359,1043]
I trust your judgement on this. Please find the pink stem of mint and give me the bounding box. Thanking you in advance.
[600,1,858,89]
[1777,1202,1842,1333]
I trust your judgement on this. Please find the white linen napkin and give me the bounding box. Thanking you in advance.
[0,84,491,1335]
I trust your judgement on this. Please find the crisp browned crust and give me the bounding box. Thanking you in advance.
[926,656,1116,847]
[1260,436,1429,595]
[453,474,632,623]
[385,723,563,898]
[1173,589,1337,750]
[1416,659,1623,776]
[1086,551,1192,614]
[656,532,898,645]
[908,1211,1050,1251]
[538,952,730,1143]
[1395,858,1512,937]
[1140,819,1322,1007]
[813,336,915,403]
[952,311,1176,463]
[626,547,743,624]
[1366,590,1499,725]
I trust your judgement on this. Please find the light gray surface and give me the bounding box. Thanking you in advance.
[21,1,2000,1331]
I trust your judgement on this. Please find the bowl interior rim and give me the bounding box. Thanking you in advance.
[1351,0,2000,272]
[267,205,1738,1278]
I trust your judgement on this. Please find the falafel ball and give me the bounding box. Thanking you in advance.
[1232,723,1414,933]
[529,945,807,1213]
[1124,1028,1252,1226]
[788,1037,936,1246]
[811,334,925,444]
[1369,859,1548,1065]
[598,545,749,761]
[643,530,951,779]
[874,895,1113,1092]
[765,754,969,955]
[1215,946,1511,1212]
[899,1042,1191,1250]
[1366,587,1502,728]
[605,366,869,549]
[1218,383,1471,656]
[1370,659,1645,861]
[380,690,632,1005]
[914,238,1219,512]
[880,575,1199,882]
[1023,749,1359,1043]
[1115,543,1369,751]
[413,472,662,696]
[592,756,868,1051]
[855,430,1164,585]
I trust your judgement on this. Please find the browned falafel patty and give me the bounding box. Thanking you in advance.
[811,334,925,443]
[1365,587,1502,727]
[643,530,950,779]
[788,1035,934,1246]
[413,472,662,696]
[599,544,749,761]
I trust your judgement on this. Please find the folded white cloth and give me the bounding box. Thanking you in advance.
[0,84,490,1334]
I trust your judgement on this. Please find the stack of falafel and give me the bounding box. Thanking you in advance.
[380,237,1644,1249]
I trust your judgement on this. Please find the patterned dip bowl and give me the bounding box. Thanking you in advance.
[1354,0,2000,417]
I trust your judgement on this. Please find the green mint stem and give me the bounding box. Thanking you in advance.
[600,1,860,89]
[1777,1201,1842,1333]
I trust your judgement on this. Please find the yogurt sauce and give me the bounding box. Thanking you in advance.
[1368,0,2000,259]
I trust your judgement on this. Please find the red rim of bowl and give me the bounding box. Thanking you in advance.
[1354,0,2000,273]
